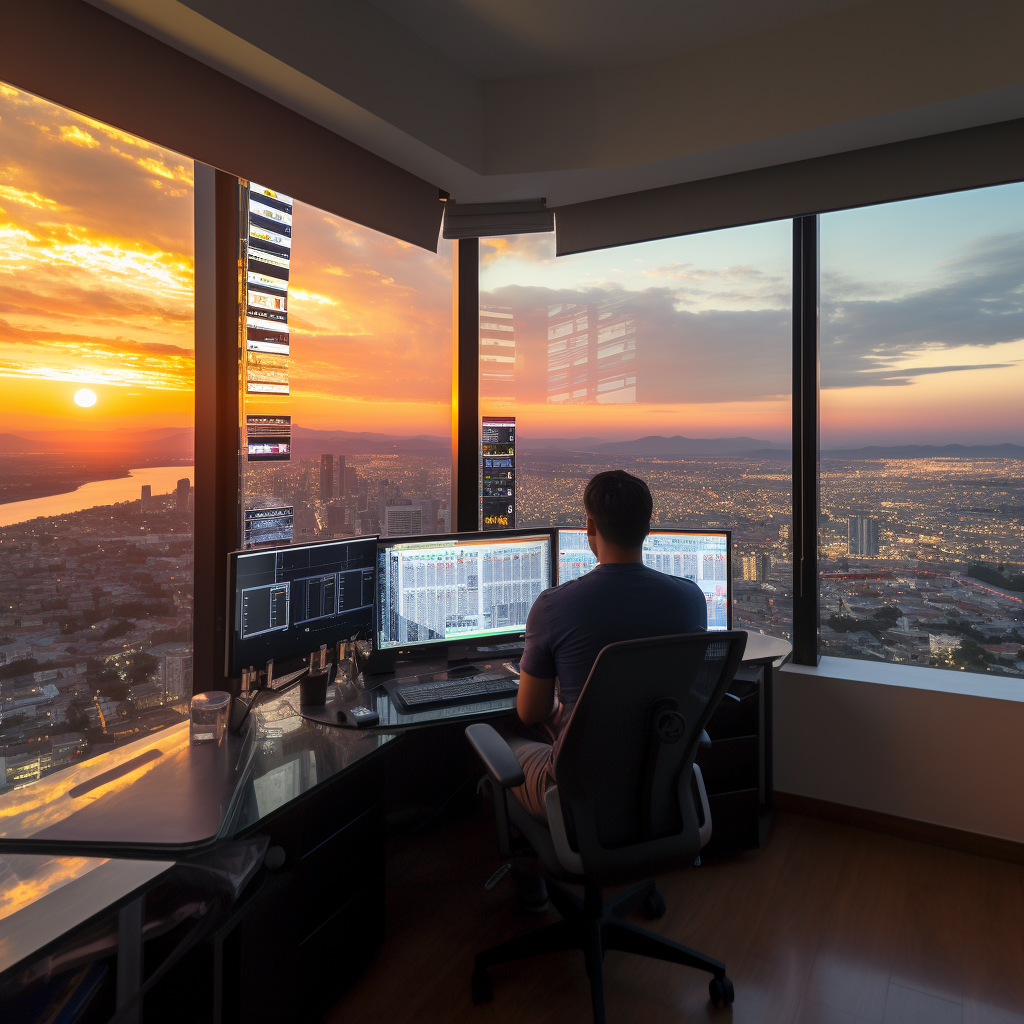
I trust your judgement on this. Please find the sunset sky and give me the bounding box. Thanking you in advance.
[0,83,194,436]
[3,78,1021,450]
[245,200,453,436]
[482,184,1024,447]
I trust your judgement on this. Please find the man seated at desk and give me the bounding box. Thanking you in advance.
[507,470,708,837]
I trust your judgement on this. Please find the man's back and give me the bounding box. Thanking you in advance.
[520,561,708,708]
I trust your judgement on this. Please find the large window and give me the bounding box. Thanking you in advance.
[819,184,1024,677]
[0,83,195,785]
[241,194,452,545]
[480,225,793,640]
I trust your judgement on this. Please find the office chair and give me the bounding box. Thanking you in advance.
[466,630,747,1024]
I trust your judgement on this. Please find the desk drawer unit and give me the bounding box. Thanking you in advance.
[220,755,387,1024]
[695,665,765,858]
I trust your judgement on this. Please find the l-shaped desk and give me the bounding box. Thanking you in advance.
[0,629,791,1021]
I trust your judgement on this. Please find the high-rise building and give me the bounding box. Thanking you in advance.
[149,643,193,700]
[319,454,333,504]
[740,552,773,581]
[848,516,880,556]
[385,503,423,536]
[327,502,352,536]
[423,497,441,534]
[176,478,190,514]
[345,466,358,494]
[332,454,346,499]
[480,304,516,401]
[140,484,151,511]
[547,298,637,405]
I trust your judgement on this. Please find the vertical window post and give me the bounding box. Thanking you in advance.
[792,215,820,665]
[193,164,243,692]
[452,237,480,533]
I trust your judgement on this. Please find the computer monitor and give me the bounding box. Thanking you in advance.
[375,530,553,654]
[556,527,732,630]
[227,536,378,676]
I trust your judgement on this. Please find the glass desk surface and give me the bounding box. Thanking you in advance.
[0,686,394,854]
[0,632,788,855]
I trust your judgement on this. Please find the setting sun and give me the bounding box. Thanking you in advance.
[73,388,97,408]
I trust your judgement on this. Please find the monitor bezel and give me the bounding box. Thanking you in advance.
[373,528,558,659]
[225,533,380,677]
[554,526,734,630]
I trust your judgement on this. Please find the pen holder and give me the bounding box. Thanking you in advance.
[300,667,331,706]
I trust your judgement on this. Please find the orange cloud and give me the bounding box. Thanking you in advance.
[59,124,100,148]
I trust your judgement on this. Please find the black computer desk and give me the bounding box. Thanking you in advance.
[0,630,789,1023]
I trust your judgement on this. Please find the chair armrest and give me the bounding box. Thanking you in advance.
[699,729,712,749]
[465,723,525,789]
[544,786,585,876]
[692,764,713,849]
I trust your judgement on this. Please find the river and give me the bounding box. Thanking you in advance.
[0,466,196,528]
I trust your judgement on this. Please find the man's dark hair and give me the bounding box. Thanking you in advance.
[583,470,653,549]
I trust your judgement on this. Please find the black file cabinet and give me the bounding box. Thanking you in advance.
[212,755,387,1024]
[695,664,768,858]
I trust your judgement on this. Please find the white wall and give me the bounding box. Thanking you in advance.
[774,656,1024,843]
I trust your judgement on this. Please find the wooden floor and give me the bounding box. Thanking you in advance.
[327,807,1024,1024]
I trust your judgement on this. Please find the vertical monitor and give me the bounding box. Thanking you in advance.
[376,531,552,651]
[228,536,377,675]
[556,528,732,630]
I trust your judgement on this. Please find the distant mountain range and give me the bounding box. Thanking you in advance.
[819,443,1024,460]
[520,434,787,455]
[289,427,449,455]
[0,428,193,456]
[2,427,1021,461]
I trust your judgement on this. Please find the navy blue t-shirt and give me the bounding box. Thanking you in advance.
[520,562,708,709]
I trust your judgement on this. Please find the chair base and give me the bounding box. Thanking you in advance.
[472,879,733,1024]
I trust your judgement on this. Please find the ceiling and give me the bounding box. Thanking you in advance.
[87,0,1024,209]
[365,0,869,80]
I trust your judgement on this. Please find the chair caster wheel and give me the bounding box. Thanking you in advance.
[709,975,734,1008]
[471,967,494,1004]
[642,889,667,919]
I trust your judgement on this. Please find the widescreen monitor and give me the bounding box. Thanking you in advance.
[228,536,377,676]
[556,528,732,630]
[376,530,553,653]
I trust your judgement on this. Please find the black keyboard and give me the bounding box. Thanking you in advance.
[394,671,519,709]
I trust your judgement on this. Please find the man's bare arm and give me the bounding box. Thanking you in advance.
[516,669,557,726]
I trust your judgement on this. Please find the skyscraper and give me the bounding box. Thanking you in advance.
[385,503,423,536]
[140,484,151,511]
[546,298,637,405]
[332,454,346,499]
[740,552,773,581]
[319,454,333,504]
[848,516,880,556]
[176,478,190,514]
[480,304,516,401]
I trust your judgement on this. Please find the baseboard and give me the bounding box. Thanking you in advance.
[774,792,1024,866]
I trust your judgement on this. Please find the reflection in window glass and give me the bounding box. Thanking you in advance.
[479,226,792,640]
[820,184,1024,677]
[241,199,452,544]
[0,82,195,787]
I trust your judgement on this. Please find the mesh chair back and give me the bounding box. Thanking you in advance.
[553,631,747,885]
